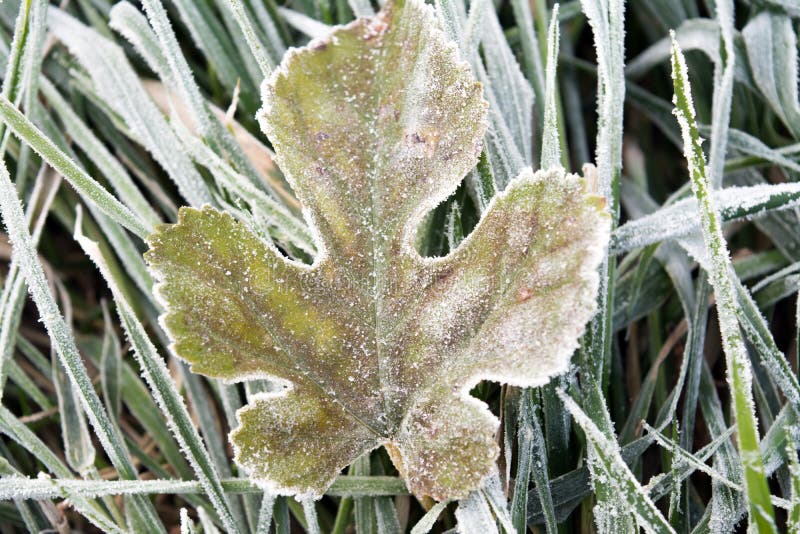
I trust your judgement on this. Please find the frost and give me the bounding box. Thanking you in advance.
[558,391,674,533]
[539,4,561,171]
[146,0,609,501]
[455,489,497,534]
[611,182,800,254]
[47,8,213,208]
[671,35,776,529]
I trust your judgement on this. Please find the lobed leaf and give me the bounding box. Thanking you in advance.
[146,0,609,501]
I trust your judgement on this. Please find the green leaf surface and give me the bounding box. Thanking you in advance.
[146,0,609,501]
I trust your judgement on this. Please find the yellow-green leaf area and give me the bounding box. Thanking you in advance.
[145,0,610,500]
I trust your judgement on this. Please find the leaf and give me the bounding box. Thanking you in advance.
[146,0,609,501]
[742,10,800,139]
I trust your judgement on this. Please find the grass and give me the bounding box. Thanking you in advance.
[1,0,800,532]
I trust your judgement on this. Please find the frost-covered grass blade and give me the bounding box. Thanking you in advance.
[670,34,776,532]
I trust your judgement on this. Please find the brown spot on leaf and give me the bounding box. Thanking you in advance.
[378,105,399,121]
[363,14,389,40]
[433,265,454,286]
[409,132,425,144]
[516,286,533,303]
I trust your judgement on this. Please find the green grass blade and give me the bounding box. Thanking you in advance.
[13,0,46,195]
[73,215,242,534]
[0,409,125,532]
[706,0,735,189]
[0,158,164,532]
[539,3,560,171]
[455,488,498,534]
[373,497,401,534]
[0,0,30,111]
[100,302,123,421]
[353,454,375,534]
[300,499,321,534]
[180,508,197,534]
[0,96,150,238]
[787,438,800,531]
[347,0,373,17]
[409,500,448,534]
[733,279,800,414]
[670,35,777,531]
[626,19,720,80]
[41,78,160,228]
[611,182,800,254]
[513,391,556,533]
[173,124,315,254]
[5,358,50,409]
[225,0,275,77]
[241,0,287,64]
[0,476,408,500]
[0,164,59,400]
[510,393,533,533]
[170,0,258,97]
[108,2,171,83]
[558,390,675,533]
[481,473,515,533]
[474,0,533,184]
[741,11,800,139]
[133,0,286,195]
[48,8,214,208]
[509,0,544,137]
[579,0,625,388]
[50,284,96,473]
[722,128,800,174]
[255,493,276,533]
[276,7,331,38]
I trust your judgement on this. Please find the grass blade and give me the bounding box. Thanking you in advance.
[670,34,777,531]
[0,408,124,532]
[255,493,276,533]
[40,77,161,228]
[50,285,96,473]
[579,0,625,397]
[611,182,800,254]
[742,11,800,139]
[225,0,275,77]
[48,8,214,208]
[0,157,164,532]
[73,212,241,534]
[558,390,674,533]
[539,3,560,171]
[706,0,735,189]
[409,501,449,534]
[455,489,497,534]
[0,96,150,238]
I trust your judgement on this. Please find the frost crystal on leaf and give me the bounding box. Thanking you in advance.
[145,0,610,501]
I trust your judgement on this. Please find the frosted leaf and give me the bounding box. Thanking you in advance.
[146,0,609,501]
